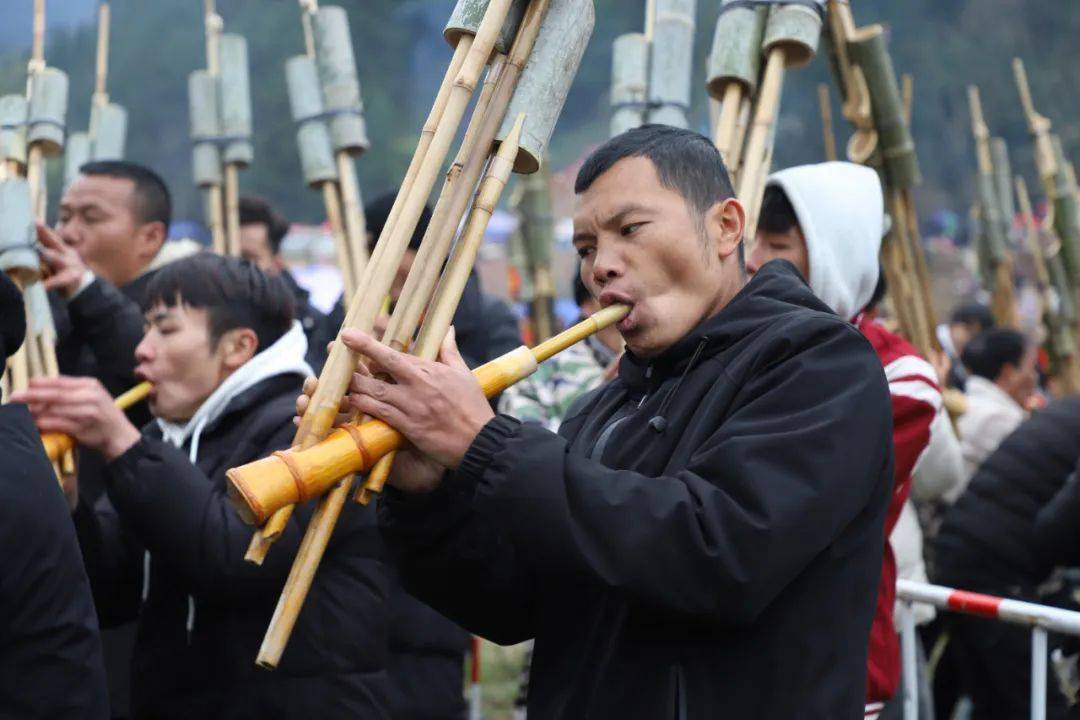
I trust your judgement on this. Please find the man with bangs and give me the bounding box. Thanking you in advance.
[14,253,391,719]
[312,125,896,717]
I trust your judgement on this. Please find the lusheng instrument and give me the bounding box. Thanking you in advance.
[227,305,628,526]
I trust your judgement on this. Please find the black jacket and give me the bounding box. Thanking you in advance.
[934,397,1080,593]
[0,404,109,719]
[379,261,894,719]
[74,374,392,719]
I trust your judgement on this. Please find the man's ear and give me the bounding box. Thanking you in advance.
[134,221,167,264]
[218,327,259,371]
[707,197,746,263]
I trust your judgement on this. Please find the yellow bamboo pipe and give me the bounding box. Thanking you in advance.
[737,47,786,243]
[335,153,368,288]
[901,73,913,128]
[92,2,110,112]
[713,83,743,167]
[321,181,355,299]
[1013,58,1057,198]
[40,381,152,462]
[356,113,527,505]
[227,305,629,526]
[244,0,513,562]
[224,164,241,257]
[818,83,836,162]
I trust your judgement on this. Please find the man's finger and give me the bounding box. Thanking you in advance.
[36,222,64,249]
[437,326,470,372]
[36,417,82,436]
[349,393,410,434]
[302,376,317,396]
[338,329,420,383]
[350,372,409,410]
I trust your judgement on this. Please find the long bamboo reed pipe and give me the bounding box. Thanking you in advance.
[92,2,110,112]
[250,114,527,672]
[203,0,227,255]
[736,47,785,241]
[335,153,368,287]
[713,83,742,166]
[244,0,513,562]
[227,303,629,525]
[818,82,836,161]
[40,381,152,461]
[321,181,354,298]
[224,164,241,257]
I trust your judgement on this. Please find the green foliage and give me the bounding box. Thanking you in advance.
[1,0,1077,224]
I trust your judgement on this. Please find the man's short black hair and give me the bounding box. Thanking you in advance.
[143,253,294,353]
[575,125,736,221]
[758,185,800,235]
[961,328,1028,382]
[79,160,172,228]
[365,191,433,253]
[951,303,995,333]
[239,195,289,255]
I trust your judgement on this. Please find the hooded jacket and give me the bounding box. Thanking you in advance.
[73,322,392,719]
[380,261,893,719]
[767,162,947,705]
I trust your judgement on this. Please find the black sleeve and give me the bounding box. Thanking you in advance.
[382,320,891,626]
[102,423,313,600]
[66,278,146,396]
[72,488,145,628]
[1032,459,1080,568]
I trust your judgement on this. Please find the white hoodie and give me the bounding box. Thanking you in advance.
[765,161,884,320]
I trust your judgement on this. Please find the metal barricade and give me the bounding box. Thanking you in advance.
[896,579,1080,720]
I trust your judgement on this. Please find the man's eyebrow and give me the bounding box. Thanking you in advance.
[145,310,172,324]
[60,201,106,214]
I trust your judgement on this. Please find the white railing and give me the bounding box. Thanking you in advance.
[896,579,1080,720]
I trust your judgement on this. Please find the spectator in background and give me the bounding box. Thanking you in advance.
[938,304,995,390]
[934,397,1080,719]
[238,195,326,364]
[957,328,1036,484]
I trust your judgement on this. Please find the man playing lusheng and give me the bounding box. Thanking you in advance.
[318,125,894,717]
[14,254,391,719]
[748,162,948,719]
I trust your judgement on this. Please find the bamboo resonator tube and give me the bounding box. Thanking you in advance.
[226,304,628,526]
[40,381,152,462]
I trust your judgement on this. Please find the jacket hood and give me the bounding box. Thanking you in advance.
[156,320,312,461]
[766,162,884,320]
[619,259,834,389]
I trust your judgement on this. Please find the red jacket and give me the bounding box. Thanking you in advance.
[857,316,940,705]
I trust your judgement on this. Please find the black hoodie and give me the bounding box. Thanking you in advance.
[379,260,894,719]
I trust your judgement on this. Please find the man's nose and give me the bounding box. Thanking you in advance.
[134,334,155,364]
[591,244,623,286]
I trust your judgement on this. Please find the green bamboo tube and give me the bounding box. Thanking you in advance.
[90,102,127,160]
[0,178,37,274]
[444,0,531,55]
[991,137,1015,229]
[1051,135,1080,284]
[312,6,368,155]
[218,34,253,166]
[848,25,919,191]
[27,68,68,157]
[188,70,223,187]
[648,0,695,129]
[285,55,338,187]
[63,132,91,189]
[610,33,648,137]
[0,95,28,166]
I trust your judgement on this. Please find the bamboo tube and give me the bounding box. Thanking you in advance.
[40,381,152,462]
[610,33,649,138]
[30,0,45,77]
[92,3,109,110]
[335,154,367,290]
[355,114,526,504]
[728,95,752,183]
[901,72,913,128]
[707,1,766,163]
[244,0,514,562]
[321,181,354,298]
[818,82,836,161]
[737,48,785,240]
[227,304,629,525]
[1013,58,1057,199]
[224,164,241,257]
[647,0,695,129]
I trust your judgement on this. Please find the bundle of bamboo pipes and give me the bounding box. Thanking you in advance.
[187,0,252,256]
[1,0,73,474]
[238,0,595,670]
[65,2,127,189]
[706,0,824,237]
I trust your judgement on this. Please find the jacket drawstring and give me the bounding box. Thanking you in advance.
[649,336,710,433]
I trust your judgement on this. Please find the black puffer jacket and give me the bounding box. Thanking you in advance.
[380,261,894,719]
[0,404,109,719]
[74,374,391,719]
[934,397,1080,593]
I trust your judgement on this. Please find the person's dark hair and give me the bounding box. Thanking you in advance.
[575,125,736,230]
[239,195,289,255]
[0,272,26,360]
[863,265,887,312]
[364,191,432,253]
[143,253,294,352]
[78,160,172,228]
[573,267,591,307]
[951,303,995,333]
[961,328,1028,382]
[758,185,800,235]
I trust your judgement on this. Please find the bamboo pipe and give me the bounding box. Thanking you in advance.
[728,95,752,183]
[335,153,368,289]
[1013,58,1057,198]
[92,2,110,111]
[321,181,354,297]
[224,164,241,257]
[818,82,836,161]
[901,72,913,128]
[737,47,786,241]
[40,381,152,461]
[30,0,46,78]
[227,303,630,526]
[357,114,527,504]
[244,0,513,561]
[203,0,226,255]
[250,116,526,671]
[713,83,743,167]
